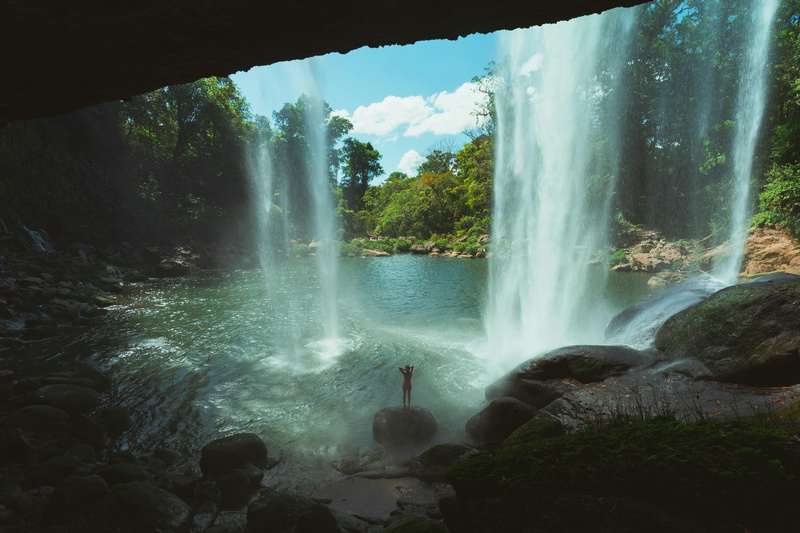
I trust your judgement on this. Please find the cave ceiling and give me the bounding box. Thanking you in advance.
[1,0,646,125]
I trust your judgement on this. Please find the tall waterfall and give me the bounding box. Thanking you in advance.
[485,10,637,366]
[714,0,780,281]
[486,1,778,368]
[247,61,346,365]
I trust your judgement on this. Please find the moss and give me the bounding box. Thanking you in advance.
[447,418,800,532]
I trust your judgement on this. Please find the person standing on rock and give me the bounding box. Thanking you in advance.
[399,364,414,407]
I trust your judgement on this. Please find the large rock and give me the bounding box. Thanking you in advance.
[498,345,653,385]
[372,407,438,447]
[200,433,268,479]
[466,397,538,444]
[604,274,724,347]
[741,226,800,276]
[655,275,800,386]
[247,493,341,533]
[109,481,192,531]
[33,384,98,416]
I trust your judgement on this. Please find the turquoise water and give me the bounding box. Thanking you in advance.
[7,256,658,484]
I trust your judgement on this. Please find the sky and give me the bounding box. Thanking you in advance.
[230,32,500,183]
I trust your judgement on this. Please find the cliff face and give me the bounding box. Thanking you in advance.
[0,0,645,125]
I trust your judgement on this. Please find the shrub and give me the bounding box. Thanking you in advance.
[752,164,800,239]
[608,250,627,266]
[339,242,363,257]
[670,258,685,271]
[395,239,412,252]
[435,239,450,251]
[292,243,310,257]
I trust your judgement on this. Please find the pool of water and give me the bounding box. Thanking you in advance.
[5,256,659,485]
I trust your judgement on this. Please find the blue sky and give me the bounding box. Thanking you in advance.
[231,32,499,183]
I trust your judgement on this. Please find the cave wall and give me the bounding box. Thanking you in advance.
[1,0,646,125]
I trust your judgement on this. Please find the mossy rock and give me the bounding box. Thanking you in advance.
[466,397,538,444]
[502,416,565,448]
[247,493,336,533]
[655,276,800,385]
[384,515,448,532]
[419,443,473,469]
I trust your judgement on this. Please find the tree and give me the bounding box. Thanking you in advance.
[340,138,383,210]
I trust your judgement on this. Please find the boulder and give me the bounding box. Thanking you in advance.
[466,397,538,444]
[498,345,652,385]
[655,275,800,386]
[93,405,131,438]
[49,474,108,514]
[33,384,98,415]
[247,493,341,533]
[485,377,569,408]
[7,404,69,435]
[363,248,390,257]
[99,462,149,486]
[741,226,800,276]
[109,481,192,531]
[372,407,438,447]
[200,433,268,479]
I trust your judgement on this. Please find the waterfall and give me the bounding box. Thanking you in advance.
[485,0,778,368]
[486,9,637,367]
[713,0,780,281]
[246,60,347,366]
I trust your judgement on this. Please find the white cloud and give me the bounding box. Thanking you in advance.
[520,53,544,76]
[397,150,425,176]
[349,95,432,136]
[342,82,488,140]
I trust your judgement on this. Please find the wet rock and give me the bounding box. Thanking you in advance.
[71,414,108,449]
[502,416,566,447]
[99,462,149,486]
[485,377,569,408]
[191,500,218,532]
[26,455,82,488]
[7,405,69,435]
[466,397,538,444]
[157,473,197,503]
[109,481,192,531]
[200,433,268,479]
[93,404,131,437]
[509,345,653,383]
[246,493,341,533]
[655,275,800,386]
[33,384,98,416]
[153,446,184,467]
[372,407,438,447]
[67,443,97,463]
[217,468,252,510]
[419,443,474,482]
[48,474,108,514]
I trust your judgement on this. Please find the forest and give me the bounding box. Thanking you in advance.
[0,0,798,260]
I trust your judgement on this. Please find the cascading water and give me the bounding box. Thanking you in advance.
[246,61,348,367]
[486,9,637,368]
[486,1,779,365]
[714,0,780,281]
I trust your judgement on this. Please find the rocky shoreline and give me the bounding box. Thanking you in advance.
[2,220,800,531]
